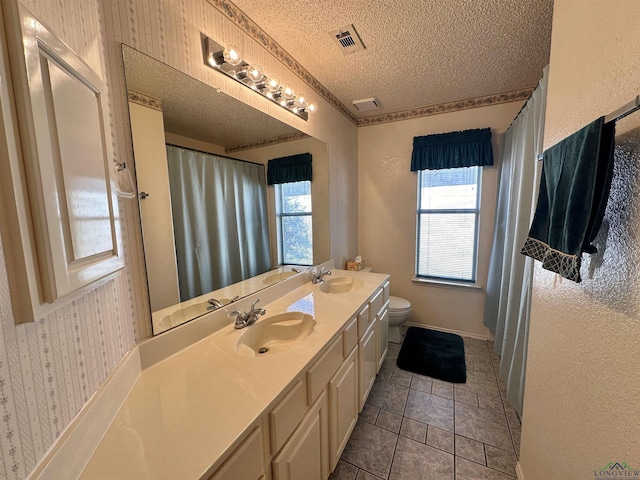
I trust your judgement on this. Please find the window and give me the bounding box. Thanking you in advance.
[416,166,480,282]
[276,181,313,265]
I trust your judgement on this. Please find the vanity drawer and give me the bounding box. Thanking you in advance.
[307,336,343,404]
[270,378,308,453]
[356,304,371,338]
[370,288,384,318]
[342,317,358,357]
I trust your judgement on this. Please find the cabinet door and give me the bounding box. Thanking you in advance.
[329,347,359,471]
[1,5,122,322]
[273,390,329,480]
[377,308,389,372]
[358,320,377,410]
[210,426,265,480]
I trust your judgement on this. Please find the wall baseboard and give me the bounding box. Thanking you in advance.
[404,321,490,341]
[28,347,141,480]
[516,461,524,479]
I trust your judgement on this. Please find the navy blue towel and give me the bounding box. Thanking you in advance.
[521,117,615,282]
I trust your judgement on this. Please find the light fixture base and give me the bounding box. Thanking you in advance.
[202,35,309,121]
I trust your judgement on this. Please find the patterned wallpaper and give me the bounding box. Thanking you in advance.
[0,0,359,477]
[0,1,137,478]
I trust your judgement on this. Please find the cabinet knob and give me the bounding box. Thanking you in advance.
[138,191,150,200]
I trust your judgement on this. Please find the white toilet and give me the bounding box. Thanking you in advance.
[388,296,411,343]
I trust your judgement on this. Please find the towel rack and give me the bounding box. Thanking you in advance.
[604,95,640,124]
[537,95,640,160]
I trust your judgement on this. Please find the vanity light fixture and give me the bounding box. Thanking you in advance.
[203,36,316,120]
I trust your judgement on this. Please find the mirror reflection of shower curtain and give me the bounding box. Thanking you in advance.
[167,146,270,301]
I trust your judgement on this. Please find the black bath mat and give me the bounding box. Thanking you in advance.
[397,327,466,383]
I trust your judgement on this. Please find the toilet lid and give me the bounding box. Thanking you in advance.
[389,296,411,310]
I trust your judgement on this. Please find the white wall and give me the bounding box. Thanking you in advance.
[357,102,523,337]
[520,2,640,479]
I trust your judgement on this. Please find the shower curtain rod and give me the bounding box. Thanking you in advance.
[536,95,640,160]
[165,143,264,167]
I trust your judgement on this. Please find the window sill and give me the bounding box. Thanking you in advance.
[411,277,483,291]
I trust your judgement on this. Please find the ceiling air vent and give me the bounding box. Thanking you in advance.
[352,98,380,112]
[329,24,365,55]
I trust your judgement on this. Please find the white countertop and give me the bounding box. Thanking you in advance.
[80,269,388,479]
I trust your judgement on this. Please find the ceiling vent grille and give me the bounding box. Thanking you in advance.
[352,98,380,112]
[329,24,365,55]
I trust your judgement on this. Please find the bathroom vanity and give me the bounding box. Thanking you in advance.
[78,268,390,479]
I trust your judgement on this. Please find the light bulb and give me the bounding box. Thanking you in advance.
[307,101,318,113]
[283,85,295,99]
[266,76,280,92]
[296,94,307,108]
[246,64,264,82]
[223,44,242,66]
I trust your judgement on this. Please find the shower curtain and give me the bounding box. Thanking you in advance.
[167,146,270,301]
[483,66,548,415]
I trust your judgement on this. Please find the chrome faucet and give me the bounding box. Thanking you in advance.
[207,298,224,310]
[231,299,266,329]
[207,295,240,310]
[311,267,332,284]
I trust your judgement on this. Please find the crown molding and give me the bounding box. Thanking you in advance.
[205,0,535,128]
[127,90,163,111]
[356,88,535,126]
[225,131,311,153]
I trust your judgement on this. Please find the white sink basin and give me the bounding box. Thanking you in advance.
[156,298,233,331]
[261,271,297,285]
[157,302,210,330]
[235,311,316,356]
[318,276,364,294]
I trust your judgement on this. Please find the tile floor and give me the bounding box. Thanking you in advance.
[330,334,521,480]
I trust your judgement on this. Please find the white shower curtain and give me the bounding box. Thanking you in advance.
[483,67,548,415]
[167,146,270,301]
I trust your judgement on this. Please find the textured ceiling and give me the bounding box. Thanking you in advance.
[231,0,553,118]
[123,46,299,148]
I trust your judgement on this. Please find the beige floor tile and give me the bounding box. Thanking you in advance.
[454,388,479,407]
[455,402,513,451]
[341,421,398,479]
[432,383,454,400]
[427,426,454,454]
[405,389,454,432]
[376,410,402,433]
[455,435,486,465]
[456,456,517,480]
[390,436,454,480]
[400,417,427,443]
[485,445,517,477]
[329,460,359,480]
[366,379,409,415]
[410,375,433,393]
[359,404,380,424]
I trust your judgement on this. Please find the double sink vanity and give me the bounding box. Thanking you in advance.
[79,266,390,479]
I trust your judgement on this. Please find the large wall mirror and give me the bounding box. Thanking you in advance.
[122,45,330,335]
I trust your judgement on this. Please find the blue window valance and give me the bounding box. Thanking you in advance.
[267,153,312,185]
[410,128,494,171]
